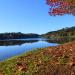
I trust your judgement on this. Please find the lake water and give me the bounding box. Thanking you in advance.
[0,38,59,61]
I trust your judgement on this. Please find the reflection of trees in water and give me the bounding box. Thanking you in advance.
[46,37,75,44]
[0,37,75,46]
[0,40,39,46]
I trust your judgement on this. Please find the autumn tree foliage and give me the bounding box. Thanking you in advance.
[46,0,75,16]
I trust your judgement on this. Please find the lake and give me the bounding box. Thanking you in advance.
[0,38,59,61]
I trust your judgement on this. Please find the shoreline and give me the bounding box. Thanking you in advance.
[0,41,75,74]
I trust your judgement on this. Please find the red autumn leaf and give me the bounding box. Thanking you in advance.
[46,0,75,16]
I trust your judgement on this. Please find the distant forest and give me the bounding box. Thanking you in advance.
[43,27,75,37]
[0,32,39,40]
[0,27,75,41]
[42,27,75,43]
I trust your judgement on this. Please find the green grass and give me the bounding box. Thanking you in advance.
[58,55,69,64]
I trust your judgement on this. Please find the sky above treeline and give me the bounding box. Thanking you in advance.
[0,0,75,34]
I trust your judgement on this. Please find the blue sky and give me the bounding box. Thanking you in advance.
[0,0,75,34]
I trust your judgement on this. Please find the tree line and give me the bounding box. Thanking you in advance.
[43,27,75,37]
[0,32,40,40]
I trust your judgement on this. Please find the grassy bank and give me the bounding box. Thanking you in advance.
[0,41,75,75]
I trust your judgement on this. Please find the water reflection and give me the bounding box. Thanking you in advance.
[0,38,59,61]
[0,38,47,46]
[0,40,39,46]
[0,37,75,46]
[1,37,74,61]
[46,37,75,43]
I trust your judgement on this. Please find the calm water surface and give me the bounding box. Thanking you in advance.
[0,38,59,61]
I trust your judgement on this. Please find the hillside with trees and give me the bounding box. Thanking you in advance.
[42,27,75,43]
[0,32,40,40]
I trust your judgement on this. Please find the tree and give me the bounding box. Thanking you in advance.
[46,0,75,16]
